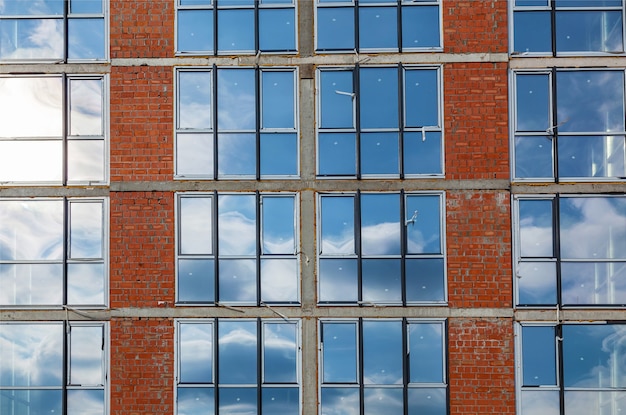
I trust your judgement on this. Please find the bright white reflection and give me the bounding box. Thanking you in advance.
[179,197,212,255]
[520,390,560,415]
[0,264,63,305]
[70,201,103,259]
[70,78,103,136]
[67,389,105,415]
[69,325,104,386]
[218,195,256,256]
[178,71,212,130]
[0,140,63,182]
[67,263,105,306]
[260,259,298,303]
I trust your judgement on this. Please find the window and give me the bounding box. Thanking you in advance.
[176,319,300,415]
[319,319,447,415]
[0,74,108,185]
[513,195,626,307]
[175,67,298,179]
[176,0,296,55]
[516,323,626,415]
[0,0,107,62]
[0,198,108,307]
[318,192,445,305]
[176,192,299,305]
[315,0,441,52]
[512,69,626,181]
[0,322,108,415]
[512,0,625,56]
[317,66,443,178]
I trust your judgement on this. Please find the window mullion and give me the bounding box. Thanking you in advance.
[257,319,262,414]
[550,68,559,182]
[63,75,69,186]
[550,0,557,57]
[214,0,219,55]
[254,0,260,52]
[63,197,69,306]
[256,67,261,180]
[553,195,562,307]
[402,318,409,415]
[213,191,220,303]
[400,190,407,306]
[256,191,262,306]
[556,324,565,414]
[396,0,402,51]
[64,0,69,62]
[398,64,405,179]
[213,64,219,179]
[214,320,220,411]
[358,318,364,415]
[63,321,69,415]
[354,0,360,52]
[354,66,361,179]
[355,191,362,304]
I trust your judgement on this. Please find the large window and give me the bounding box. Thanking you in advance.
[516,323,626,415]
[0,74,108,185]
[317,66,443,178]
[320,319,447,415]
[0,322,108,415]
[175,67,298,179]
[318,192,445,305]
[512,69,626,181]
[0,198,108,308]
[176,192,299,305]
[0,0,107,62]
[513,195,626,307]
[176,0,296,55]
[315,0,441,52]
[512,0,625,56]
[176,319,300,415]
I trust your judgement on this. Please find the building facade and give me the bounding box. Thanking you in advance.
[0,0,625,414]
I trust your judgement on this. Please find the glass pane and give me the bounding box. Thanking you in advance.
[177,387,215,415]
[318,133,356,176]
[361,193,400,256]
[559,197,626,260]
[70,78,103,136]
[520,390,559,415]
[217,9,254,52]
[0,390,62,415]
[514,136,554,179]
[409,322,444,383]
[261,259,298,303]
[556,11,623,53]
[405,258,445,303]
[359,6,397,50]
[360,67,398,129]
[68,18,105,60]
[262,197,295,254]
[564,391,626,415]
[516,74,550,132]
[0,263,63,306]
[70,0,103,14]
[557,71,625,133]
[405,69,439,128]
[403,131,442,175]
[262,71,295,129]
[518,199,554,258]
[317,7,355,50]
[521,326,556,386]
[406,195,441,255]
[218,321,257,384]
[179,196,212,255]
[217,133,256,177]
[318,259,358,303]
[180,323,213,384]
[67,263,105,306]
[176,133,214,177]
[70,202,103,259]
[181,0,213,4]
[178,71,212,130]
[362,259,402,304]
[0,200,63,261]
[218,194,256,256]
[0,19,64,60]
[0,77,62,138]
[217,69,256,130]
[364,388,403,415]
[362,321,402,385]
[218,259,256,303]
[321,388,360,415]
[0,140,62,182]
[321,196,355,255]
[0,323,63,386]
[67,389,104,415]
[262,387,299,415]
[517,261,557,305]
[67,139,105,182]
[177,10,214,53]
[513,11,551,54]
[320,70,354,129]
[219,388,257,414]
[558,135,626,179]
[0,0,64,15]
[263,323,298,383]
[402,5,440,49]
[361,132,399,176]
[555,0,622,5]
[562,261,626,306]
[322,323,357,383]
[69,325,103,386]
[260,133,298,176]
[259,8,296,51]
[407,388,447,415]
[178,259,215,303]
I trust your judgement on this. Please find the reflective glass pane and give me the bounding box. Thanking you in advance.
[362,321,402,385]
[517,261,557,305]
[405,258,445,303]
[564,391,626,415]
[360,67,398,129]
[181,0,213,4]
[0,263,63,306]
[361,132,399,176]
[317,7,355,50]
[180,323,213,384]
[321,196,355,255]
[70,0,103,14]
[178,71,212,130]
[562,261,626,306]
[0,323,63,386]
[68,18,104,60]
[321,388,360,415]
[178,259,215,303]
[176,133,214,177]
[67,139,105,182]
[364,388,403,415]
[177,10,214,53]
[362,259,401,304]
[406,195,441,255]
[0,140,62,182]
[407,388,447,415]
[0,390,62,415]
[0,0,64,15]
[177,387,215,415]
[409,322,444,383]
[179,196,212,255]
[218,259,256,303]
[319,259,358,303]
[262,71,295,129]
[320,70,354,129]
[261,259,298,303]
[70,78,103,136]
[218,194,256,256]
[520,390,559,415]
[70,202,103,259]
[513,11,551,54]
[260,133,298,176]
[67,263,105,306]
[0,19,64,60]
[262,197,295,254]
[558,135,626,179]
[263,323,298,383]
[217,69,255,130]
[402,5,440,49]
[318,133,356,176]
[516,0,548,5]
[516,74,550,132]
[359,7,397,50]
[67,389,104,415]
[403,131,442,175]
[556,11,623,53]
[361,193,400,256]
[405,69,439,128]
[217,133,256,177]
[521,326,556,386]
[322,323,357,383]
[219,388,257,414]
[262,387,299,415]
[259,8,296,51]
[69,325,103,386]
[518,199,554,258]
[217,9,254,52]
[218,321,257,384]
[514,136,554,179]
[555,0,622,5]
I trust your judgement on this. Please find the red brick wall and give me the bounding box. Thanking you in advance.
[443,0,508,54]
